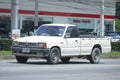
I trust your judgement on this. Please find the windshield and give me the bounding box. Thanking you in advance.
[34,25,65,37]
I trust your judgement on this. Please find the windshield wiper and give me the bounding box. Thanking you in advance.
[35,33,50,36]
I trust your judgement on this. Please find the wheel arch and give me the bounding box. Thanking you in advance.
[50,46,61,56]
[92,44,102,53]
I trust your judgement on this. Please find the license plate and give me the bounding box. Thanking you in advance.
[22,48,30,53]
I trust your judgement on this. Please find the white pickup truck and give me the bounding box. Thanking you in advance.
[12,24,111,64]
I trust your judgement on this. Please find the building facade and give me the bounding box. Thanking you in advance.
[116,2,120,19]
[0,0,116,38]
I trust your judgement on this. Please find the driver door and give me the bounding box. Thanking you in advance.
[62,26,80,56]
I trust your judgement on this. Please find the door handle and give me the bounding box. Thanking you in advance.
[75,40,78,42]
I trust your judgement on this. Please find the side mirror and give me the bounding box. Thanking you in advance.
[65,33,71,38]
[30,31,34,36]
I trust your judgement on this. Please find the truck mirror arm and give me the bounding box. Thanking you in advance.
[64,33,71,38]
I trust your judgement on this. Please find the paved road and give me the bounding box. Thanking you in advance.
[0,59,120,80]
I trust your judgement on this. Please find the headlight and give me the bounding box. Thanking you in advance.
[38,43,47,48]
[12,41,19,46]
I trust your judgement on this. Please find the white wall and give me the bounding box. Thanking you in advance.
[53,17,68,24]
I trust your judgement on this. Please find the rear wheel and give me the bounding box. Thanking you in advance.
[61,58,70,63]
[88,48,101,64]
[16,56,28,63]
[47,48,60,64]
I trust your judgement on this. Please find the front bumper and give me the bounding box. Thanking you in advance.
[12,46,50,58]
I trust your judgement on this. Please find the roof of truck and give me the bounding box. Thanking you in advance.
[41,23,75,27]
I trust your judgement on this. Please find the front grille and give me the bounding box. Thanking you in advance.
[18,42,38,47]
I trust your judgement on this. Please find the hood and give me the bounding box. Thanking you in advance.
[14,36,62,43]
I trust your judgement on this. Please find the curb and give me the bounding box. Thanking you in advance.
[0,56,120,60]
[101,56,120,59]
[0,56,15,60]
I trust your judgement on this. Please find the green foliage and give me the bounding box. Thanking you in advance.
[0,51,12,57]
[0,39,12,51]
[102,51,120,57]
[111,42,120,51]
[115,19,120,32]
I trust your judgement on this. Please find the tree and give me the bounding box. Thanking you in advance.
[115,19,120,32]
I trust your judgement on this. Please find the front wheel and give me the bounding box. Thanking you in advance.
[47,48,60,64]
[16,56,28,63]
[88,48,101,64]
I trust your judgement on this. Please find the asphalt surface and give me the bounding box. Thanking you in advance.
[0,59,120,80]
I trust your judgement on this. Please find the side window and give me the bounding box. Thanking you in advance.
[66,26,79,38]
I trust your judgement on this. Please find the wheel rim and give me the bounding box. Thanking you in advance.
[51,52,58,62]
[93,48,100,62]
[94,50,100,61]
[50,49,59,63]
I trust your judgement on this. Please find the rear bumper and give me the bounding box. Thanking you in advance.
[12,47,50,58]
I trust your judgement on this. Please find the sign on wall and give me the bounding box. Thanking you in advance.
[68,18,94,29]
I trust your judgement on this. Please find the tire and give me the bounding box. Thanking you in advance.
[61,58,70,63]
[16,56,28,63]
[89,48,101,64]
[47,48,60,64]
